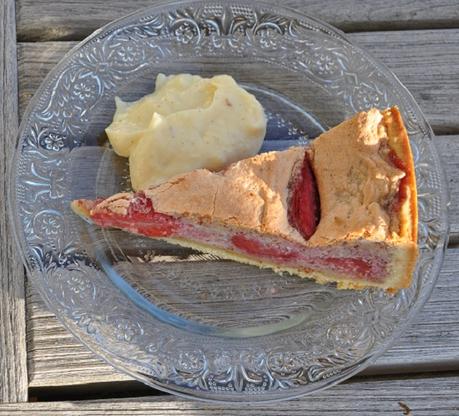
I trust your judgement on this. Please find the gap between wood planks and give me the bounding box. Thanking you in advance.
[2,373,458,415]
[27,370,459,402]
[0,0,28,403]
[14,0,459,42]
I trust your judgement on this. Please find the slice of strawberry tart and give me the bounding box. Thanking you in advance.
[72,107,417,292]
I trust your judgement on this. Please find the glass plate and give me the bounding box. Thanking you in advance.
[10,0,449,402]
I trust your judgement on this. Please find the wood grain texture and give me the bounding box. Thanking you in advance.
[435,138,459,241]
[15,0,459,41]
[26,247,459,387]
[16,31,459,387]
[17,27,459,134]
[351,29,459,135]
[0,0,28,403]
[3,374,459,415]
[26,277,131,386]
[364,247,459,375]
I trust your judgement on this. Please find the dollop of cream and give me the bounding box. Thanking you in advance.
[106,74,267,190]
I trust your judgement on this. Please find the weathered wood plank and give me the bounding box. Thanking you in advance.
[0,0,28,403]
[3,375,459,415]
[351,29,459,135]
[363,246,459,375]
[435,138,459,241]
[26,276,131,386]
[15,0,459,41]
[17,28,459,134]
[27,247,459,387]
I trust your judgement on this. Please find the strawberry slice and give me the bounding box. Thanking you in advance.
[288,153,320,240]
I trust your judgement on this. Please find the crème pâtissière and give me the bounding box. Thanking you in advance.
[72,107,417,292]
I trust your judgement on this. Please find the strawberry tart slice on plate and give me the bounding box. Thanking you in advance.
[72,107,417,292]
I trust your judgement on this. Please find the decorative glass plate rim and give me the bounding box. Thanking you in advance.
[9,0,450,403]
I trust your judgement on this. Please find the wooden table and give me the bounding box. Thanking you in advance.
[1,0,459,414]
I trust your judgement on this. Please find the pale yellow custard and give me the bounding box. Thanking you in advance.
[106,73,267,190]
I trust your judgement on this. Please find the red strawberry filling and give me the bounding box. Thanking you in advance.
[231,234,299,261]
[288,152,320,240]
[388,149,409,214]
[231,233,381,280]
[91,192,180,237]
[87,192,386,282]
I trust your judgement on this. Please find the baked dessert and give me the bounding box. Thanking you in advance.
[72,107,417,292]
